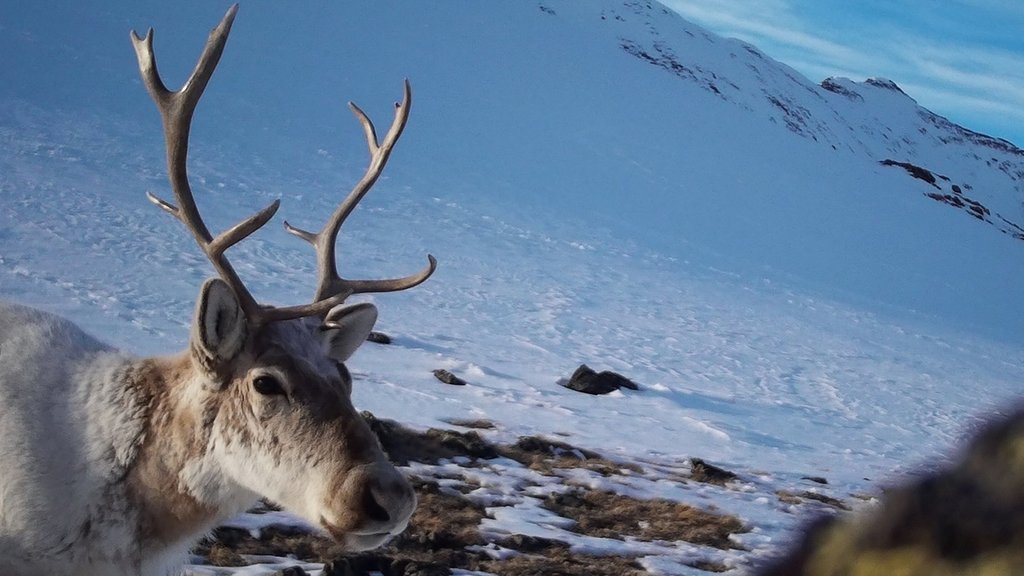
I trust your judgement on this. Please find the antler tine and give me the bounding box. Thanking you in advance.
[283,79,436,311]
[131,4,276,321]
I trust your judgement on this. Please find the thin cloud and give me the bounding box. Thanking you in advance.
[902,80,1024,130]
[663,0,1024,144]
[666,2,866,67]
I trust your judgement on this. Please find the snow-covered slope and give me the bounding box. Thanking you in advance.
[3,1,1022,342]
[2,1,1023,573]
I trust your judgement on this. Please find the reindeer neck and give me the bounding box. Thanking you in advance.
[122,353,252,549]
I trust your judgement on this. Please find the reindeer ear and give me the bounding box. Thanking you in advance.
[322,302,378,363]
[190,278,248,380]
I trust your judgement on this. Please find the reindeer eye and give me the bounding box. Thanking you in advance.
[253,375,285,396]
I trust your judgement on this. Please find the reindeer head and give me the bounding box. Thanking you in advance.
[130,4,434,550]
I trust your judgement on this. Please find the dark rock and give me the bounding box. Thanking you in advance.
[433,369,468,386]
[271,567,309,576]
[865,77,908,95]
[820,78,863,101]
[690,458,738,485]
[802,476,829,485]
[562,364,640,395]
[599,370,639,390]
[367,331,392,345]
[880,159,940,187]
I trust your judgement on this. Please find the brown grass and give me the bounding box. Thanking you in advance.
[394,478,487,551]
[776,490,851,511]
[544,489,747,549]
[498,435,644,477]
[195,524,331,566]
[196,417,750,574]
[362,412,499,465]
[477,547,647,576]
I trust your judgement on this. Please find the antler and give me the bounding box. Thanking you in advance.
[131,5,435,327]
[282,80,436,314]
[131,4,273,322]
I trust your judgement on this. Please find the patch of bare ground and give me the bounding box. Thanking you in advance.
[365,412,642,477]
[497,435,644,476]
[479,544,647,576]
[196,416,749,574]
[195,479,651,575]
[345,486,651,576]
[544,489,747,550]
[362,412,499,465]
[776,490,851,511]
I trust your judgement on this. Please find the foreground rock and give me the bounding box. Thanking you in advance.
[758,408,1024,575]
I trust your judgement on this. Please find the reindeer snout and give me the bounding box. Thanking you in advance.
[362,471,416,526]
[322,461,416,549]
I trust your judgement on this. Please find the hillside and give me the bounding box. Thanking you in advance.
[4,1,1022,343]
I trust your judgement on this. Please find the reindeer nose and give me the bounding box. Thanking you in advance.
[362,481,392,523]
[327,462,416,537]
[363,471,416,529]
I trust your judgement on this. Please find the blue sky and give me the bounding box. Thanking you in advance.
[664,0,1024,147]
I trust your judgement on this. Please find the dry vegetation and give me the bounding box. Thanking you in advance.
[543,489,746,550]
[498,435,644,476]
[776,490,851,511]
[195,476,675,576]
[194,414,750,575]
[193,400,1024,576]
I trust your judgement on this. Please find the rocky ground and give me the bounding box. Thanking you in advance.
[188,414,857,576]
[188,406,1024,576]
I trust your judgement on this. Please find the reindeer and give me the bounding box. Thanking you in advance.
[0,5,436,575]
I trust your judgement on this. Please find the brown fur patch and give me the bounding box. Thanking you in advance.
[123,355,221,546]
